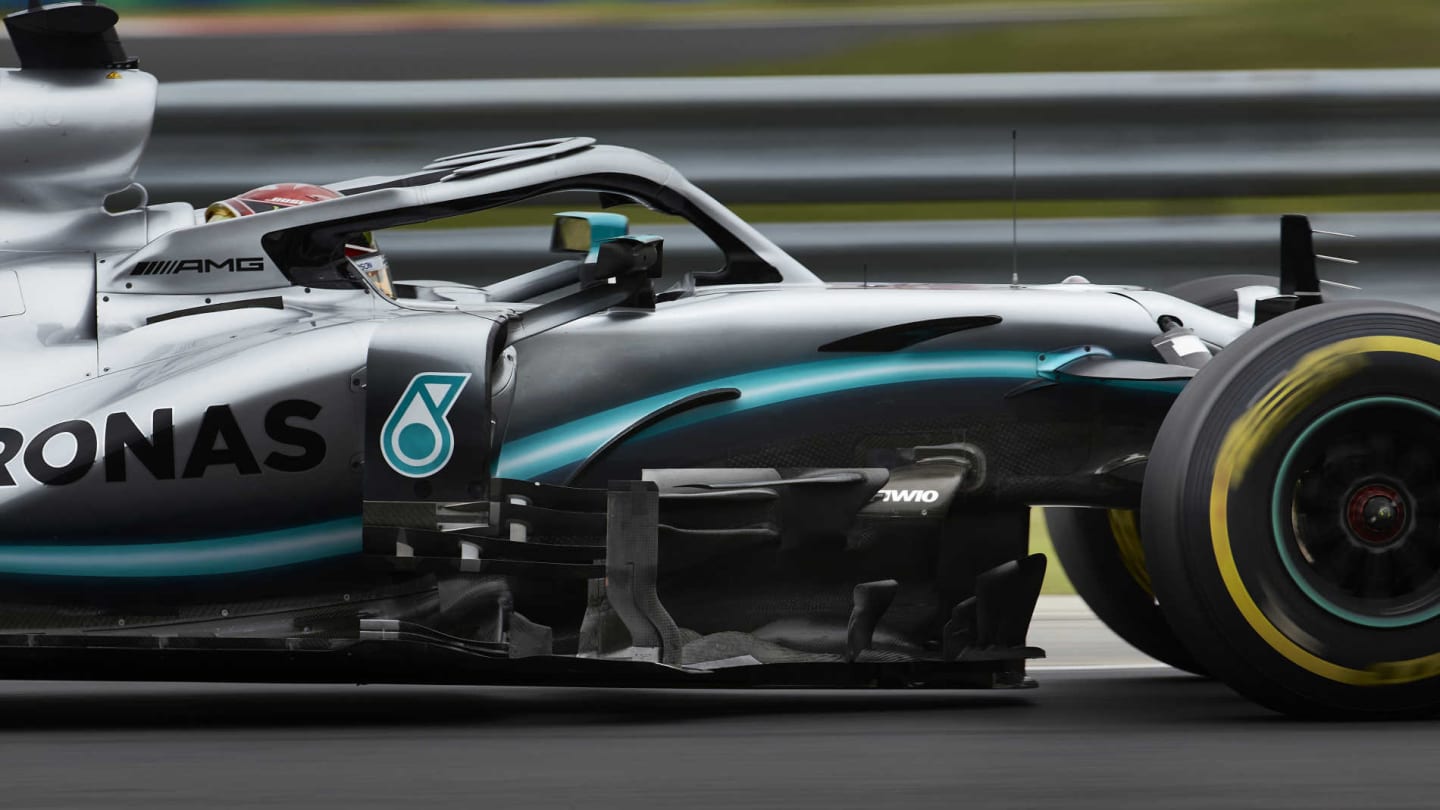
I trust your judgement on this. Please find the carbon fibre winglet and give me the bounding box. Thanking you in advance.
[4,2,137,70]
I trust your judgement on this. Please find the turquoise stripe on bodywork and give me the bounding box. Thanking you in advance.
[0,517,361,578]
[495,351,1043,481]
[0,351,1182,578]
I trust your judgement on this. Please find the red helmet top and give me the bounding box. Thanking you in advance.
[205,182,393,297]
[205,183,342,221]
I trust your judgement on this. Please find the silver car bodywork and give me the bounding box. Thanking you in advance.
[0,7,1257,687]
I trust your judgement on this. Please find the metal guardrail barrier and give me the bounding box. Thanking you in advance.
[386,212,1440,305]
[141,73,1440,300]
[146,70,1440,205]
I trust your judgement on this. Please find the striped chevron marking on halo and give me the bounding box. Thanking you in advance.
[494,351,1044,481]
[0,517,362,578]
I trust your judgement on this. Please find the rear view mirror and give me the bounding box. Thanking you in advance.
[593,235,664,281]
[553,216,592,253]
[550,211,630,259]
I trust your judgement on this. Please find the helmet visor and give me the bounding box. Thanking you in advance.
[348,250,393,299]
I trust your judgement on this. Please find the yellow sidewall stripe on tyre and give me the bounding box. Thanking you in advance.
[1108,509,1153,598]
[1210,336,1440,686]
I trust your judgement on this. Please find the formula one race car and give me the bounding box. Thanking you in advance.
[4,3,1440,718]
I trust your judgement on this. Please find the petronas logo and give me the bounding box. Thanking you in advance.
[380,373,471,478]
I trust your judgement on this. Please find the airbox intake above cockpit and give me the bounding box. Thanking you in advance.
[0,3,156,252]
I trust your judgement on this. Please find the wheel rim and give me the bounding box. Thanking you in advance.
[1272,396,1440,628]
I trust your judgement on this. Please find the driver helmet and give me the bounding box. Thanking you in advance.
[205,182,393,297]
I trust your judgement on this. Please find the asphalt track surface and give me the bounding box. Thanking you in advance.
[6,669,1440,810]
[0,4,1168,81]
[0,602,1434,810]
[0,603,1433,809]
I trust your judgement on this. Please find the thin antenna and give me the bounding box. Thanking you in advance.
[1010,130,1020,286]
[862,263,869,289]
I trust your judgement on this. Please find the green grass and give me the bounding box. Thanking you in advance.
[104,0,1120,9]
[102,0,1093,19]
[717,0,1440,75]
[1030,509,1075,596]
[101,0,1440,74]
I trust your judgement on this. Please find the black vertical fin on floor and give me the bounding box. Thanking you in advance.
[605,480,683,666]
[845,579,899,663]
[944,553,1048,662]
[942,598,977,662]
[975,553,1047,650]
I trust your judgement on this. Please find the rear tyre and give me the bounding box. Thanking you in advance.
[1143,300,1440,717]
[1043,507,1205,674]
